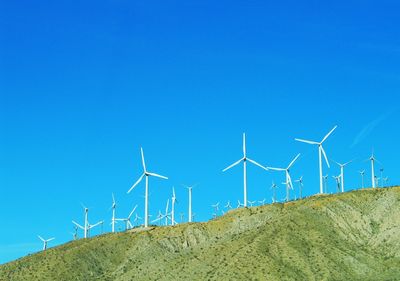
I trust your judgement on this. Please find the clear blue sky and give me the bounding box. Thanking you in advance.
[1,0,399,263]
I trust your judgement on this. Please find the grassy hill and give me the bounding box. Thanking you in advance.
[1,186,400,281]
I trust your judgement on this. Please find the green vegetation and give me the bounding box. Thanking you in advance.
[2,186,400,280]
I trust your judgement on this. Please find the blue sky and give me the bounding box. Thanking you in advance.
[1,0,400,263]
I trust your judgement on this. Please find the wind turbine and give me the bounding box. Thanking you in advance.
[171,187,177,225]
[224,201,232,210]
[380,168,384,187]
[294,176,304,199]
[71,226,78,241]
[333,175,341,193]
[87,220,103,238]
[115,205,138,230]
[271,181,277,203]
[72,204,89,238]
[368,151,380,188]
[258,198,266,205]
[183,184,197,223]
[248,200,256,207]
[333,160,353,192]
[223,133,268,207]
[383,177,389,186]
[359,170,365,189]
[153,210,163,226]
[212,202,220,217]
[110,193,117,233]
[38,236,54,251]
[134,213,142,227]
[295,125,337,194]
[127,147,168,228]
[163,199,171,226]
[323,174,329,193]
[267,153,301,202]
[237,200,245,208]
[179,212,185,223]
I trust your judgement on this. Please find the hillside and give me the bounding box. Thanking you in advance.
[1,186,400,281]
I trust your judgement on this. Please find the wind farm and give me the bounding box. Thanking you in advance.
[1,1,400,280]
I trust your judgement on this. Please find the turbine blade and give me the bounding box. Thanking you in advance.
[112,193,115,205]
[287,153,301,169]
[127,173,145,193]
[38,236,44,242]
[165,199,170,214]
[128,205,138,219]
[243,133,246,157]
[72,221,84,230]
[247,158,268,170]
[321,125,337,143]
[294,138,319,145]
[47,238,55,242]
[267,167,285,171]
[222,158,243,172]
[140,147,146,172]
[287,173,294,188]
[147,172,168,180]
[321,146,330,168]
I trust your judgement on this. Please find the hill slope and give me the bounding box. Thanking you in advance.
[1,187,400,281]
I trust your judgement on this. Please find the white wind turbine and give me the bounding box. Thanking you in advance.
[223,133,268,207]
[153,210,163,226]
[368,151,380,188]
[237,200,245,208]
[183,184,197,223]
[127,147,168,228]
[110,193,117,233]
[212,202,220,217]
[380,168,384,187]
[359,170,365,189]
[383,177,389,186]
[333,175,341,193]
[271,182,278,203]
[333,160,353,193]
[87,220,103,238]
[294,176,304,199]
[295,125,337,194]
[323,174,329,193]
[72,204,89,239]
[267,153,301,202]
[38,236,55,251]
[134,213,142,227]
[115,205,138,231]
[224,201,232,210]
[248,200,256,207]
[164,199,170,226]
[171,187,178,225]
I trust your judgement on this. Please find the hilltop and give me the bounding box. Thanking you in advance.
[1,186,400,281]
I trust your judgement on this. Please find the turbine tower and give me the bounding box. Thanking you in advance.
[267,153,301,202]
[368,151,379,188]
[183,184,197,223]
[38,236,54,251]
[333,175,341,193]
[271,181,278,203]
[359,170,365,189]
[171,187,178,225]
[222,133,268,207]
[115,205,138,230]
[333,160,353,192]
[72,204,89,238]
[111,193,117,233]
[127,147,168,228]
[295,125,337,194]
[323,174,329,193]
[294,176,304,199]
